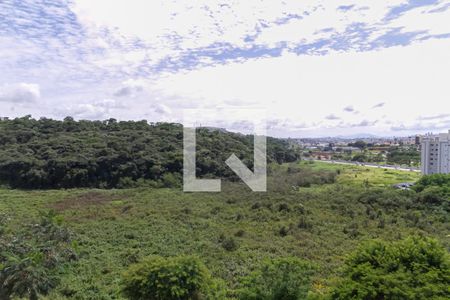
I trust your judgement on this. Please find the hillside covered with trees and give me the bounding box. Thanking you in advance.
[0,116,299,189]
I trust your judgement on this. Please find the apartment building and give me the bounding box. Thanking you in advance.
[421,131,450,175]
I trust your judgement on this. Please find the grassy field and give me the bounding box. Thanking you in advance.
[0,162,447,299]
[301,160,421,186]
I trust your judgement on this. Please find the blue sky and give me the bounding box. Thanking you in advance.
[0,0,450,137]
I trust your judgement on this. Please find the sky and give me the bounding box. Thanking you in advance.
[0,0,450,137]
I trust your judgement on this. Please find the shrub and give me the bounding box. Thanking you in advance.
[221,237,239,252]
[117,177,137,188]
[330,236,450,299]
[294,204,305,214]
[358,188,412,209]
[251,202,262,210]
[377,217,385,228]
[0,212,77,300]
[405,210,421,226]
[351,154,368,162]
[235,229,245,237]
[342,222,359,239]
[268,165,336,192]
[0,254,56,300]
[162,173,181,188]
[414,173,450,192]
[298,217,312,230]
[122,255,221,300]
[278,202,291,212]
[278,226,289,237]
[238,257,314,300]
[417,186,446,205]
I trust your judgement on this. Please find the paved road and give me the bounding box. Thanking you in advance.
[308,159,421,173]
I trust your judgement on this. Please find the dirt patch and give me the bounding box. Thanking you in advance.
[48,191,115,212]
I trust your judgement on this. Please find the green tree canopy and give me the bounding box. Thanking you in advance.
[0,117,300,189]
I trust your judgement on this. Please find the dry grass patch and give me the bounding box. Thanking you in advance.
[48,191,116,212]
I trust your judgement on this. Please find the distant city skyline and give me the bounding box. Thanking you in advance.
[1,0,450,137]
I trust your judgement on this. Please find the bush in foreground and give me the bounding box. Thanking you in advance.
[0,211,77,300]
[238,257,314,300]
[330,235,450,300]
[122,255,224,300]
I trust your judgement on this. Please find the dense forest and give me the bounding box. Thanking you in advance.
[0,116,299,189]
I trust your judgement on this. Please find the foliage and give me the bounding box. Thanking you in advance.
[347,141,367,150]
[221,237,239,252]
[387,147,420,166]
[269,164,336,192]
[330,236,450,300]
[0,211,77,300]
[0,161,447,299]
[351,154,368,162]
[332,145,419,166]
[414,173,450,193]
[0,254,55,300]
[122,255,222,300]
[0,116,299,189]
[412,174,450,209]
[417,186,447,205]
[357,188,413,209]
[238,257,314,300]
[300,160,420,187]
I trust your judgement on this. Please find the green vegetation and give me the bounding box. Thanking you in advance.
[122,255,223,300]
[0,116,299,189]
[0,212,78,300]
[0,119,449,299]
[0,161,448,299]
[330,144,420,167]
[387,147,421,166]
[347,141,367,150]
[238,257,314,300]
[330,236,450,299]
[414,173,450,192]
[300,160,420,186]
[413,174,450,209]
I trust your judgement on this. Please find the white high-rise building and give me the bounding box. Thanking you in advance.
[421,130,450,175]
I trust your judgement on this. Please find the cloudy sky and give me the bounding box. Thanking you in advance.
[1,0,449,137]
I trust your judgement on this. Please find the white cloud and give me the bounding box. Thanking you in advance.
[343,105,355,112]
[151,38,450,136]
[418,113,450,121]
[326,114,341,120]
[2,0,450,137]
[154,103,172,115]
[71,0,310,49]
[0,83,40,103]
[70,0,449,55]
[54,98,126,120]
[389,2,450,37]
[372,102,386,109]
[114,79,146,97]
[254,1,398,47]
